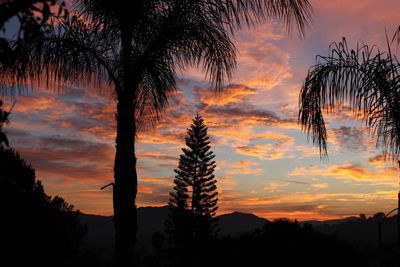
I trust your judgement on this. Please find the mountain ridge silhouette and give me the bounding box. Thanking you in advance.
[79,206,398,257]
[79,206,269,254]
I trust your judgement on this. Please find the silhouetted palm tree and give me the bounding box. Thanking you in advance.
[1,0,312,265]
[299,38,400,160]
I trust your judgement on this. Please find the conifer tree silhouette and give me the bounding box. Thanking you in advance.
[166,113,218,249]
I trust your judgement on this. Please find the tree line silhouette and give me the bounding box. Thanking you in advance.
[0,102,87,266]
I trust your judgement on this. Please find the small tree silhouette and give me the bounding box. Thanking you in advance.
[166,114,218,251]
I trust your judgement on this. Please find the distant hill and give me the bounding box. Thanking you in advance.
[300,216,359,227]
[79,206,270,254]
[218,211,269,236]
[308,216,398,244]
[137,206,169,234]
[80,207,399,258]
[79,214,114,258]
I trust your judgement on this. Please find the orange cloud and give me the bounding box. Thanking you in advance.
[137,151,178,161]
[137,176,174,207]
[226,167,264,175]
[195,84,258,106]
[369,154,387,165]
[234,23,293,90]
[290,163,398,184]
[263,182,289,192]
[223,160,264,175]
[140,176,173,185]
[311,183,329,189]
[235,134,294,160]
[218,176,238,191]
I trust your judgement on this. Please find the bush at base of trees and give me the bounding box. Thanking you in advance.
[0,147,87,267]
[142,218,366,267]
[213,218,365,267]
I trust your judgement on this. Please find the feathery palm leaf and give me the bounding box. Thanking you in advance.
[392,25,400,46]
[0,15,118,92]
[299,38,400,160]
[79,0,313,34]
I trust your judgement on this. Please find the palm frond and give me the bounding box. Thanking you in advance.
[0,14,119,95]
[194,0,313,37]
[130,0,237,129]
[299,38,400,160]
[169,5,237,91]
[392,25,400,48]
[134,52,176,132]
[78,0,313,38]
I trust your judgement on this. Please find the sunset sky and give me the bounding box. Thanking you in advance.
[3,0,400,221]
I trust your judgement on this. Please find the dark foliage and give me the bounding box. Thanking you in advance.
[145,218,365,267]
[0,100,10,147]
[0,0,68,67]
[166,114,218,253]
[214,219,365,267]
[0,147,87,267]
[313,213,400,267]
[0,0,67,31]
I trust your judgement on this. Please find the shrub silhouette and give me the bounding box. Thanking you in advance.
[207,219,365,267]
[0,147,87,267]
[157,218,365,267]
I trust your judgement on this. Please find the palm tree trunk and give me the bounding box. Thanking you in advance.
[112,22,138,266]
[113,90,137,266]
